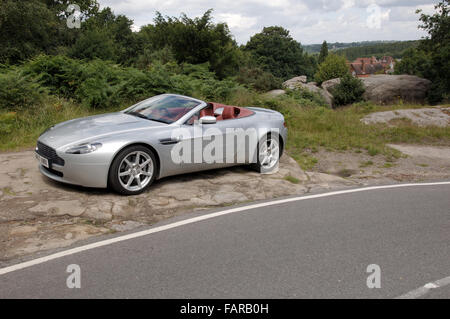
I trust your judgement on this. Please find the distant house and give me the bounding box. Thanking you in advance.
[348,56,395,77]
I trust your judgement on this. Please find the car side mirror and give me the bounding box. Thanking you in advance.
[199,116,217,124]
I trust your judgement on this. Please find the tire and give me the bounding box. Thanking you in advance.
[108,145,157,195]
[252,133,282,174]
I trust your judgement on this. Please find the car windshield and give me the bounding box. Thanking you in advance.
[125,95,200,124]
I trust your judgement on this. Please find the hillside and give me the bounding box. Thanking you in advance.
[302,41,398,53]
[336,40,420,60]
[303,40,419,60]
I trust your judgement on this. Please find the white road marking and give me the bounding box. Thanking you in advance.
[396,275,450,299]
[0,181,449,276]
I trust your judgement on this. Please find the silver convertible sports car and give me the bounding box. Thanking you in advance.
[36,94,287,195]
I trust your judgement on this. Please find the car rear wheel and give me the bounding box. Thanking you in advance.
[253,133,281,174]
[109,145,157,195]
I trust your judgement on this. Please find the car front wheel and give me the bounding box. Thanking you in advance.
[109,145,157,195]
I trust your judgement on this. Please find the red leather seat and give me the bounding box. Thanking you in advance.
[200,104,214,118]
[221,106,235,120]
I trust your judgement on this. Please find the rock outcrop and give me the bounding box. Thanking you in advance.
[282,76,334,107]
[266,89,286,97]
[282,76,307,89]
[270,74,432,107]
[361,75,431,104]
[361,107,450,127]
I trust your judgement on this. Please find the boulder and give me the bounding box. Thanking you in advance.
[361,75,431,104]
[282,76,307,89]
[320,78,341,107]
[281,78,333,108]
[266,89,286,97]
[321,78,341,93]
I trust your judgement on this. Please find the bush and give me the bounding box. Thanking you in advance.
[332,74,365,107]
[0,69,45,111]
[14,55,242,109]
[236,67,282,92]
[314,54,349,85]
[23,55,82,98]
[0,112,17,134]
[285,88,328,107]
[75,77,116,108]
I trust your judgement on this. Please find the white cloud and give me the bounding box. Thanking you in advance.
[216,13,258,30]
[98,0,434,44]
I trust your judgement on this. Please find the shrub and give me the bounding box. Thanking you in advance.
[236,67,282,92]
[285,88,328,107]
[332,74,365,107]
[16,55,242,109]
[0,112,17,134]
[314,54,349,85]
[75,77,116,108]
[135,46,176,69]
[0,69,45,111]
[23,55,82,98]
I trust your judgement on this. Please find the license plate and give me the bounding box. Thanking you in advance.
[36,153,49,168]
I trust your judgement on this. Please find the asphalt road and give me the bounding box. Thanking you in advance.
[0,183,449,298]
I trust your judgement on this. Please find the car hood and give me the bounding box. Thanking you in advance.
[38,112,166,149]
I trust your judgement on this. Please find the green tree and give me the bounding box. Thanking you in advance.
[244,26,315,80]
[138,10,239,78]
[69,7,138,64]
[396,0,449,103]
[69,28,116,61]
[332,74,365,107]
[395,48,433,78]
[42,0,99,18]
[0,0,60,64]
[318,40,329,64]
[314,54,349,84]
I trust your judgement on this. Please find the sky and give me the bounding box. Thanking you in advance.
[97,0,439,45]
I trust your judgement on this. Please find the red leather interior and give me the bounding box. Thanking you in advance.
[221,106,235,120]
[207,102,254,121]
[199,106,214,118]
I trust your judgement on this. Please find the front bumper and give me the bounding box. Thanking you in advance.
[36,151,111,188]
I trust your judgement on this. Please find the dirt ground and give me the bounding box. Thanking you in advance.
[312,144,450,184]
[0,142,449,264]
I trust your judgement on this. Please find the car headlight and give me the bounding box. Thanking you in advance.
[65,142,102,154]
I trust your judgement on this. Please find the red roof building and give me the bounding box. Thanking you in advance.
[348,56,395,77]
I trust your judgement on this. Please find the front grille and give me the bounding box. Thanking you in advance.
[37,141,65,166]
[42,165,64,177]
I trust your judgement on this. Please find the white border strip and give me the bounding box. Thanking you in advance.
[1,182,449,276]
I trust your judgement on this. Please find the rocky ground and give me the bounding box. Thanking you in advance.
[361,107,450,127]
[1,140,449,263]
[0,152,355,263]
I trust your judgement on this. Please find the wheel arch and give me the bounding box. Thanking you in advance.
[107,142,161,188]
[263,130,284,157]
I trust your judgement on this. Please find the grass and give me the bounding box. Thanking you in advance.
[284,175,301,184]
[1,91,449,173]
[360,160,374,168]
[268,99,450,169]
[0,96,122,151]
[2,187,16,196]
